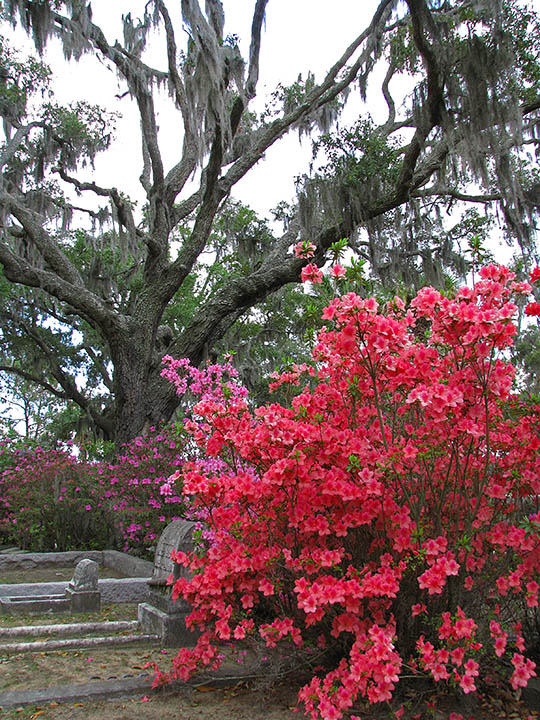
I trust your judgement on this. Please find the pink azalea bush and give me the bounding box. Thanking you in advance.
[0,356,248,554]
[156,265,540,717]
[89,423,188,553]
[0,430,186,553]
[93,358,248,552]
[0,442,110,551]
[160,354,250,544]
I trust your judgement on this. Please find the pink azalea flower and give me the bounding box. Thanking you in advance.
[294,240,316,258]
[330,264,347,279]
[301,263,323,283]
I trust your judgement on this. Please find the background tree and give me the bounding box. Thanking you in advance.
[0,0,539,445]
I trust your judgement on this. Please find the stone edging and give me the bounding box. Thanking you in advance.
[0,550,153,578]
[0,576,149,603]
[0,675,156,709]
[0,672,249,710]
[0,620,140,638]
[1,633,160,654]
[0,577,151,603]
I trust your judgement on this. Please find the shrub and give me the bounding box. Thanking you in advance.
[158,266,540,718]
[91,423,188,554]
[0,442,110,551]
[0,358,248,554]
[0,427,189,554]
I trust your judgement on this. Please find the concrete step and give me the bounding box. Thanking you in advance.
[0,632,160,654]
[0,619,140,639]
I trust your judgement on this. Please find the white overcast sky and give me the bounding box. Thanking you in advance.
[6,0,540,229]
[10,1,385,219]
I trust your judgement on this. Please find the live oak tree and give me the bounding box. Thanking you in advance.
[0,0,539,445]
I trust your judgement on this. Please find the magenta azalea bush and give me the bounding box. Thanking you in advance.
[89,424,187,552]
[0,442,110,551]
[0,356,249,553]
[0,427,189,553]
[154,266,540,718]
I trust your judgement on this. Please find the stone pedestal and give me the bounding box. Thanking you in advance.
[64,558,101,613]
[138,602,198,646]
[138,519,199,647]
[65,587,101,613]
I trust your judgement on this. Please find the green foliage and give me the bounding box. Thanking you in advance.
[43,101,117,166]
[261,73,318,122]
[500,0,540,106]
[388,21,421,75]
[0,34,51,121]
[513,325,540,394]
[312,118,400,191]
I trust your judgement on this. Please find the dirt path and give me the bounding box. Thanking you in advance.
[0,682,303,720]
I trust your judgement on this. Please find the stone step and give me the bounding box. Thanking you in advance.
[0,546,26,555]
[0,620,140,639]
[0,633,160,654]
[0,593,70,614]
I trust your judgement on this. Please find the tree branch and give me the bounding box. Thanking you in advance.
[53,167,111,197]
[0,121,45,170]
[0,190,83,287]
[81,344,114,392]
[385,0,445,207]
[157,0,198,206]
[0,365,68,401]
[246,0,269,99]
[50,10,165,196]
[0,327,113,437]
[412,188,501,204]
[0,238,125,334]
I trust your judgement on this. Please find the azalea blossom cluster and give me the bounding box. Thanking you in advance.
[90,424,187,551]
[155,265,540,718]
[161,355,248,406]
[526,265,540,316]
[294,239,346,285]
[294,239,317,258]
[159,356,253,543]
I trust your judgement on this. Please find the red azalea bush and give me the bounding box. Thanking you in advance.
[158,265,540,718]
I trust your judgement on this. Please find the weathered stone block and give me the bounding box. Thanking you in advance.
[65,587,101,613]
[68,559,99,592]
[138,519,198,646]
[138,602,199,647]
